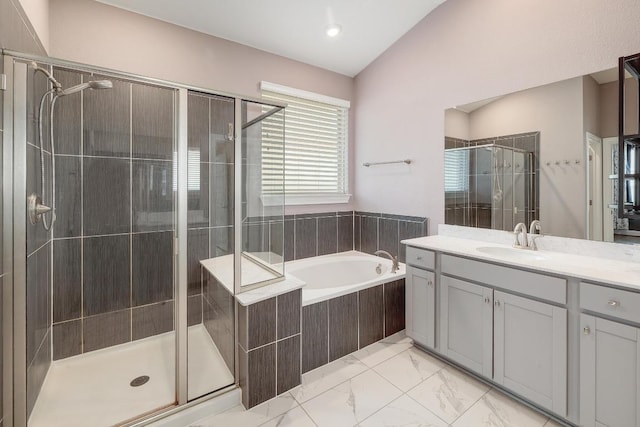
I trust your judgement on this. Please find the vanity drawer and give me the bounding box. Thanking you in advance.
[405,246,435,270]
[441,254,566,304]
[580,282,640,324]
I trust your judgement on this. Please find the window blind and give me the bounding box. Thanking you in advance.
[444,149,469,192]
[261,86,349,196]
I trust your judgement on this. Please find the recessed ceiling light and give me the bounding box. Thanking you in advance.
[326,24,342,38]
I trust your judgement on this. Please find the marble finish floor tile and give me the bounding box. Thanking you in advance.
[407,366,490,424]
[302,369,402,426]
[452,389,548,427]
[290,354,368,403]
[192,392,298,426]
[259,406,316,427]
[373,347,444,392]
[359,395,448,427]
[352,331,413,368]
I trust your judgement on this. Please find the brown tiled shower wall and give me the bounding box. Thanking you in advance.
[2,0,53,417]
[49,67,179,361]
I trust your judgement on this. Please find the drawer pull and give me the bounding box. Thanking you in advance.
[416,256,423,260]
[583,326,591,335]
[608,300,620,308]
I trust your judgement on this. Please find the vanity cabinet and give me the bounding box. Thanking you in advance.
[580,281,640,427]
[493,290,567,416]
[440,275,493,377]
[406,267,435,348]
[439,255,567,417]
[405,247,436,349]
[580,315,640,427]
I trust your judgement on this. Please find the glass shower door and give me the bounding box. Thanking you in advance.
[186,91,236,400]
[7,57,180,427]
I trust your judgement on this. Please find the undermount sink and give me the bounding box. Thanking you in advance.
[475,246,550,261]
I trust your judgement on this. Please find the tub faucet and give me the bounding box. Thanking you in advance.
[513,223,529,249]
[374,250,399,273]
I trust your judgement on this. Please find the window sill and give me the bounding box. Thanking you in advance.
[261,193,352,206]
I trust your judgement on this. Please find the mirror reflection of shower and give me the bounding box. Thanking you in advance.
[444,139,538,231]
[29,62,113,230]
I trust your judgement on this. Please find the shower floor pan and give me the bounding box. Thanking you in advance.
[29,324,234,427]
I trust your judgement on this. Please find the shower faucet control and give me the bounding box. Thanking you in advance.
[28,193,53,225]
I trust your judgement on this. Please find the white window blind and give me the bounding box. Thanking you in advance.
[444,149,469,192]
[260,82,349,203]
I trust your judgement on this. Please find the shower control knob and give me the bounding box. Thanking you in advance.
[28,193,52,225]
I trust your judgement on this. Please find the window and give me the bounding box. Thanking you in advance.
[260,82,350,205]
[444,149,469,193]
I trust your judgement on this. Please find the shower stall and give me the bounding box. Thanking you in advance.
[445,144,536,230]
[1,51,285,426]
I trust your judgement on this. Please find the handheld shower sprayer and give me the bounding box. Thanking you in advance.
[28,62,113,230]
[59,80,113,96]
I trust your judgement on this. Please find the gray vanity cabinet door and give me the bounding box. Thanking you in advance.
[493,291,567,417]
[580,314,640,427]
[405,267,435,349]
[440,275,493,378]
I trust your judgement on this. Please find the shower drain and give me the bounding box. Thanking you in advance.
[130,375,150,387]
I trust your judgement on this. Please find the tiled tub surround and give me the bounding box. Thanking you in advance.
[354,211,428,262]
[202,271,235,374]
[50,66,179,360]
[237,289,302,409]
[244,210,427,264]
[301,278,406,374]
[234,255,407,409]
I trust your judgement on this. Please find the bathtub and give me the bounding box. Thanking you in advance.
[286,250,406,306]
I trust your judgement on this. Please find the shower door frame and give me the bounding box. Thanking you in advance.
[2,50,286,427]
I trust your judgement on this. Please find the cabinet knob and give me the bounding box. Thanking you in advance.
[583,326,591,335]
[608,300,620,308]
[484,297,491,304]
[494,300,501,308]
[427,280,433,287]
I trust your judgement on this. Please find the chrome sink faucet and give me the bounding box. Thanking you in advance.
[529,220,542,250]
[374,250,399,273]
[513,223,529,249]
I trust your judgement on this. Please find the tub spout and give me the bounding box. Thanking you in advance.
[374,250,399,273]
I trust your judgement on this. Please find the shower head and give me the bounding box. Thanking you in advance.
[58,80,113,96]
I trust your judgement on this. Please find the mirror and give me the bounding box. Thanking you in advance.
[444,67,640,244]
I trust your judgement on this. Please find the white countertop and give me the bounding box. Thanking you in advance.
[200,255,306,306]
[402,235,640,292]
